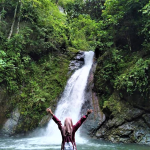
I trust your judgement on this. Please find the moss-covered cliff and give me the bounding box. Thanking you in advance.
[0,0,93,134]
[0,53,69,134]
[92,0,150,144]
[0,49,86,135]
[93,29,150,145]
[91,42,150,145]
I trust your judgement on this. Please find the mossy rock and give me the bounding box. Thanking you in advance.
[103,92,144,119]
[103,92,128,117]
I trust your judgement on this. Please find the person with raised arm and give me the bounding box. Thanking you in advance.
[46,108,93,150]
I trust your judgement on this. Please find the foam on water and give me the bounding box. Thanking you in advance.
[0,136,150,150]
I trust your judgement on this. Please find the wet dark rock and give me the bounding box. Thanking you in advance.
[143,114,150,128]
[93,92,150,145]
[106,118,124,128]
[121,90,150,111]
[95,126,107,138]
[97,119,150,144]
[74,51,85,61]
[69,60,84,71]
[81,57,106,136]
[69,51,85,73]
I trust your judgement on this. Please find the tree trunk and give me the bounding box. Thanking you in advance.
[8,2,18,39]
[0,7,4,23]
[127,36,132,51]
[16,0,22,34]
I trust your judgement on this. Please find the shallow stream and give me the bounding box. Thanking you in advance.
[0,136,149,150]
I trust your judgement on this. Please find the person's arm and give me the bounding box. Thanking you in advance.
[46,108,62,130]
[73,109,93,132]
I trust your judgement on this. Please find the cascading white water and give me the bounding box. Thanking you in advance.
[44,51,94,144]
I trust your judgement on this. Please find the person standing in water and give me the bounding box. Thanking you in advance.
[46,108,93,150]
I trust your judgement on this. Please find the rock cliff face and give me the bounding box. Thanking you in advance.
[68,51,85,74]
[81,57,106,135]
[94,92,150,145]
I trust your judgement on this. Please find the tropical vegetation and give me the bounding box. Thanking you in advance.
[0,0,150,132]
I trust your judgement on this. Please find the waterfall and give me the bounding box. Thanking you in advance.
[43,51,94,144]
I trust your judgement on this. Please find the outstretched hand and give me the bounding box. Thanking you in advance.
[46,108,54,116]
[87,109,93,115]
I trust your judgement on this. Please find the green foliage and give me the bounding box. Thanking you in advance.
[59,0,104,20]
[141,1,150,49]
[143,1,150,15]
[13,54,70,132]
[95,20,114,54]
[61,0,84,18]
[0,0,74,132]
[93,0,150,109]
[84,0,104,20]
[0,0,70,92]
[69,15,97,50]
[58,0,76,7]
[94,49,124,97]
[115,58,150,94]
[0,35,28,92]
[101,0,149,51]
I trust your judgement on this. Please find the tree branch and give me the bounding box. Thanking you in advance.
[8,2,18,39]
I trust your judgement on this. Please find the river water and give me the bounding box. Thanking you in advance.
[0,51,149,150]
[0,136,149,150]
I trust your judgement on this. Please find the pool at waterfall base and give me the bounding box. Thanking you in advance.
[0,136,149,150]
